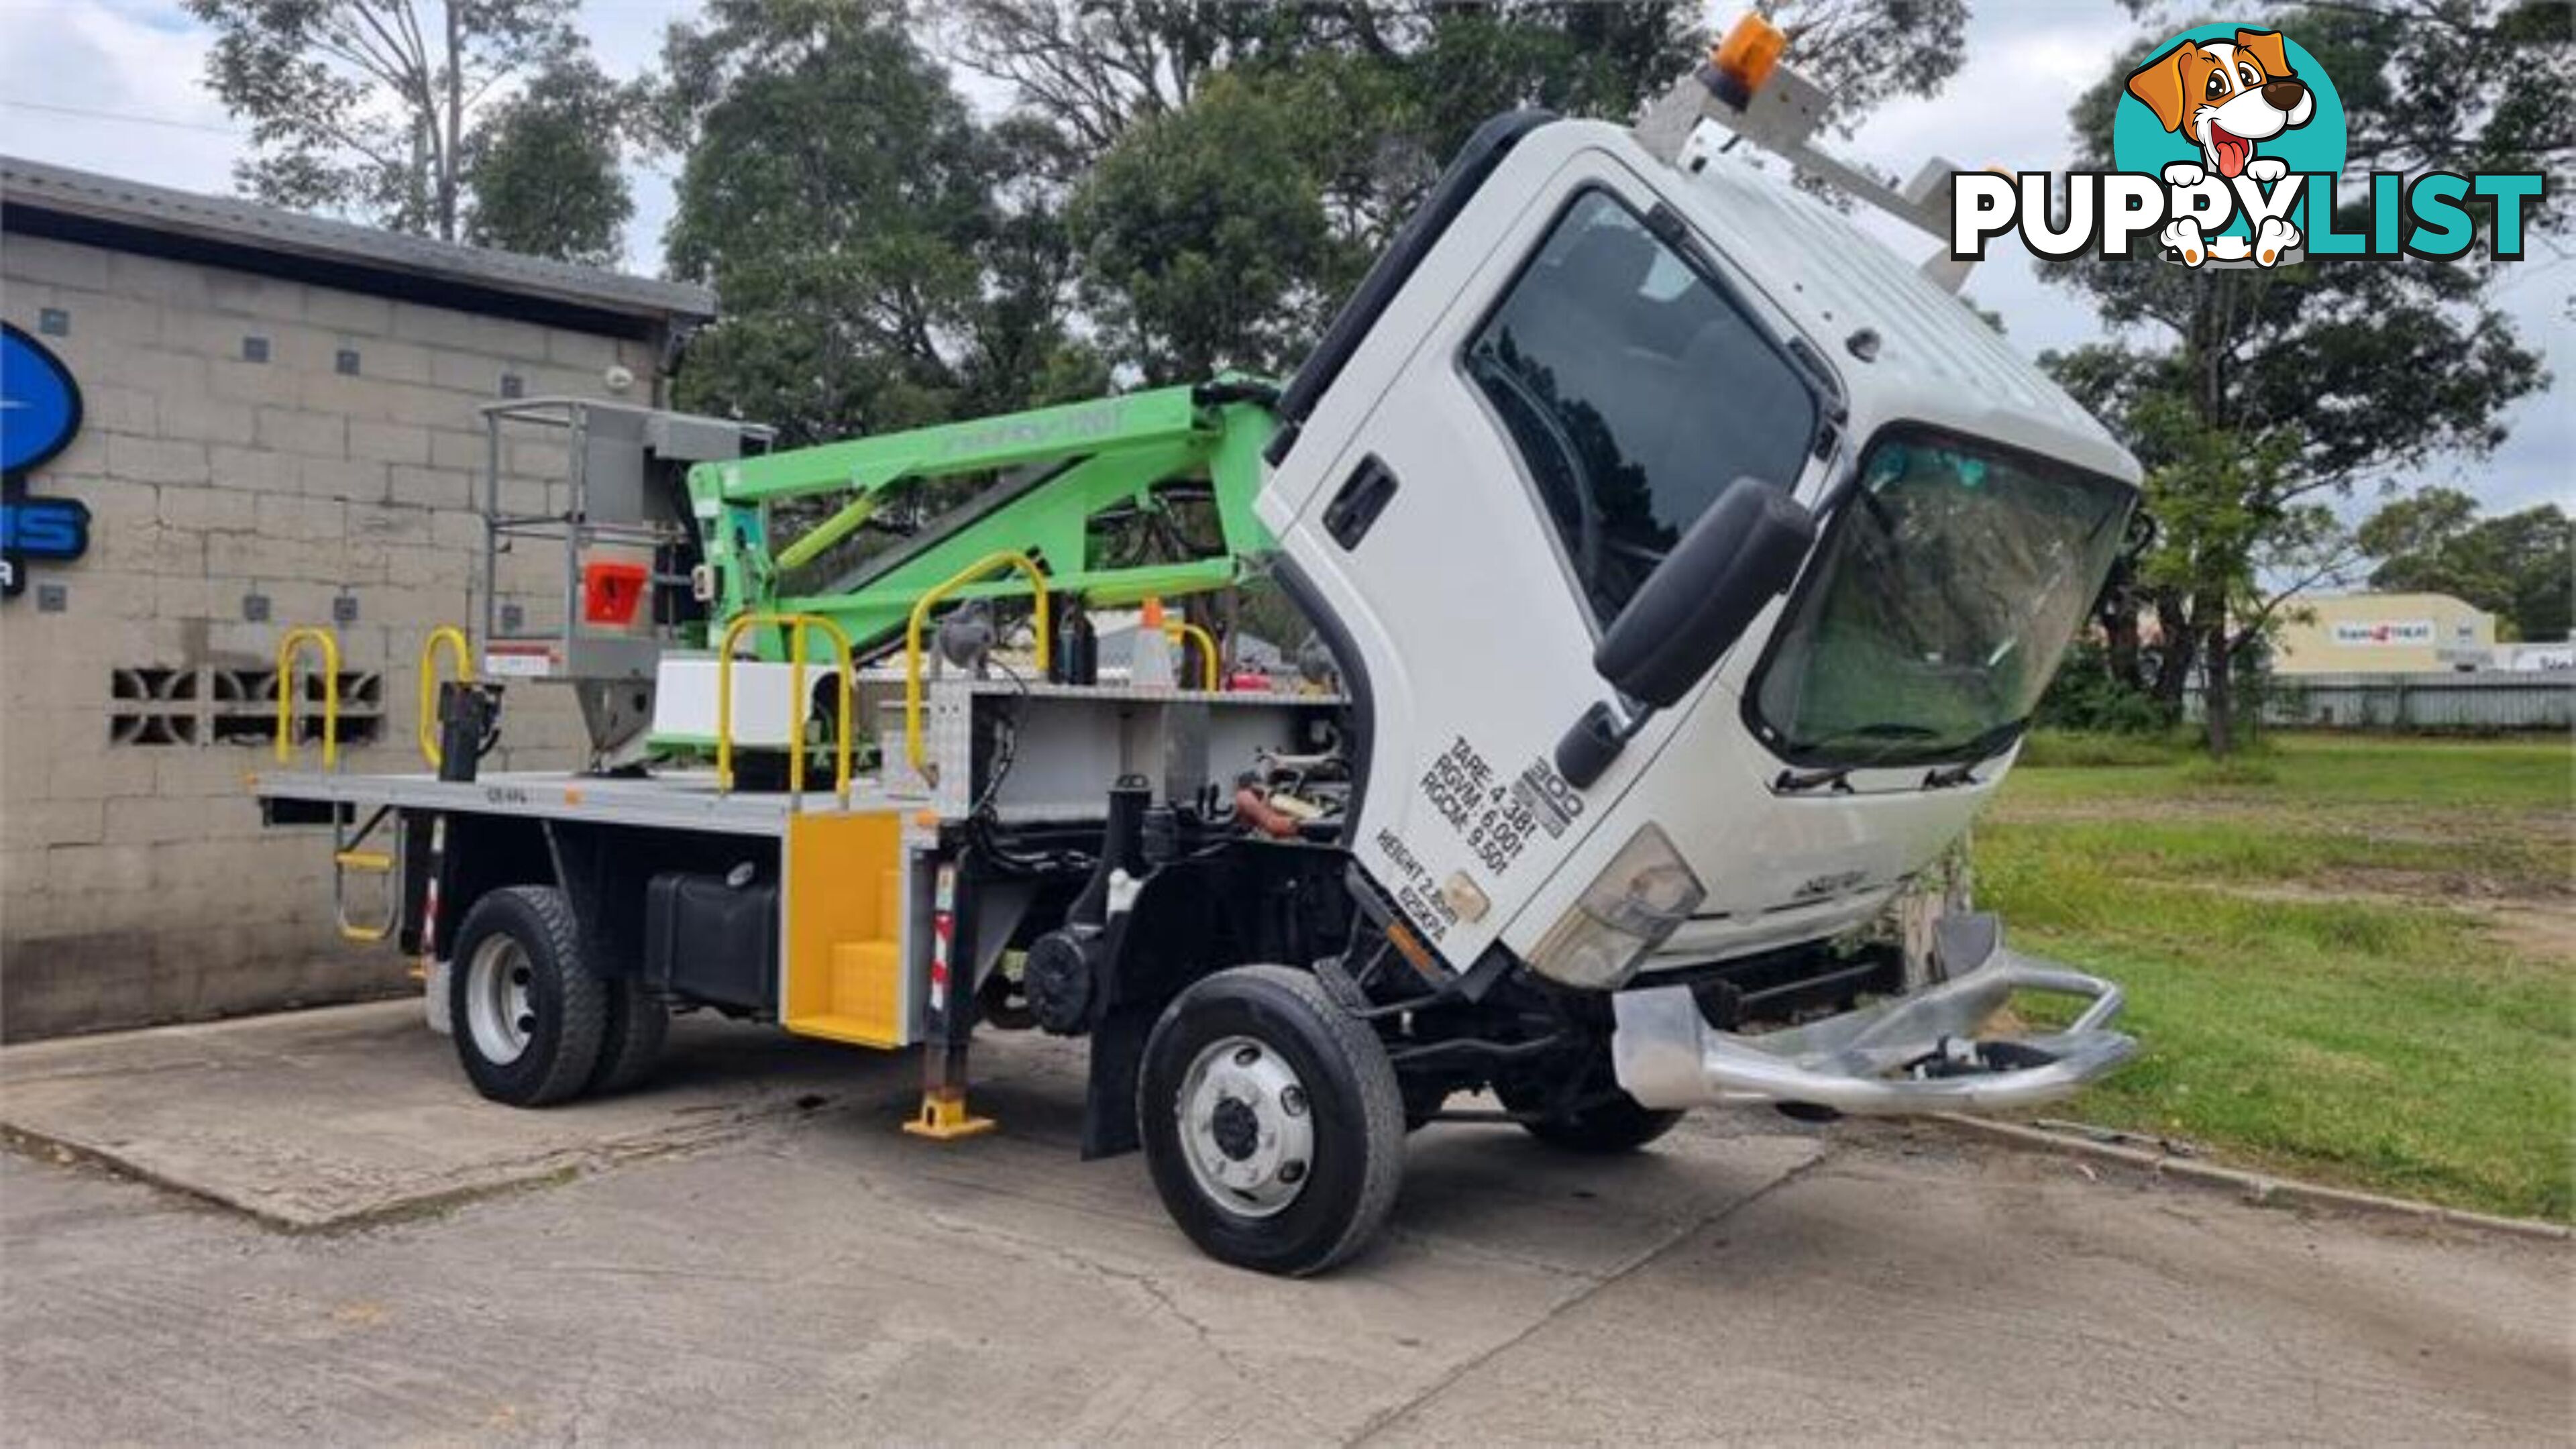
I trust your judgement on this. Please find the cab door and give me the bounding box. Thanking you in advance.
[1260,121,1826,965]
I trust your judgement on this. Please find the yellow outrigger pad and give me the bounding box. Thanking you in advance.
[903,1087,996,1140]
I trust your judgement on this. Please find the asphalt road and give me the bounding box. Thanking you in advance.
[0,1005,2565,1444]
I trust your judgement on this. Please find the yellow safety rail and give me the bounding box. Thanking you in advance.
[417,625,474,769]
[274,626,342,769]
[903,551,1053,776]
[1167,621,1220,692]
[717,612,857,808]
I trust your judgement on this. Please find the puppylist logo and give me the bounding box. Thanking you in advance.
[1951,24,2545,270]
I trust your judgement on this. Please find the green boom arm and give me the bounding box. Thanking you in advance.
[684,381,1280,663]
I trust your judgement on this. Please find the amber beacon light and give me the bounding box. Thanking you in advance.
[1702,12,1787,109]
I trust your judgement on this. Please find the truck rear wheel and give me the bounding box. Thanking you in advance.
[587,980,669,1096]
[1139,966,1405,1277]
[449,885,607,1108]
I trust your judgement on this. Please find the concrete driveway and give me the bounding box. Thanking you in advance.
[1,1003,2566,1444]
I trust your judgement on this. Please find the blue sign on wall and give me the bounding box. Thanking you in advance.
[2,322,89,599]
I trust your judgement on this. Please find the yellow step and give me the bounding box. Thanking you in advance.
[824,938,903,1046]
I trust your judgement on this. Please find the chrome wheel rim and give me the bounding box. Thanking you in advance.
[1177,1034,1314,1219]
[464,935,537,1067]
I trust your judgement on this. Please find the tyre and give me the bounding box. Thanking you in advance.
[588,979,669,1096]
[1501,1079,1683,1155]
[1139,965,1406,1277]
[447,885,608,1107]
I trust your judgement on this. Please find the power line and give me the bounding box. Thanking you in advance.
[2,98,243,136]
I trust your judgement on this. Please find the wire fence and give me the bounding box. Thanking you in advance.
[2186,672,2575,731]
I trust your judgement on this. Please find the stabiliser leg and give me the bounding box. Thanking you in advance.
[907,1046,998,1140]
[904,853,998,1140]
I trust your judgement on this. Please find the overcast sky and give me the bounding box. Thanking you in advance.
[5,0,2566,513]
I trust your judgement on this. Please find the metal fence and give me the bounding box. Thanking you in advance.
[2186,672,2575,731]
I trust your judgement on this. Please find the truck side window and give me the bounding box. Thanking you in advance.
[1464,190,1819,625]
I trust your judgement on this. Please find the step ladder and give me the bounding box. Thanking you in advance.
[274,624,398,945]
[332,804,401,945]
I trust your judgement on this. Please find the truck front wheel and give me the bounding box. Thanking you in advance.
[448,885,608,1107]
[1139,966,1406,1277]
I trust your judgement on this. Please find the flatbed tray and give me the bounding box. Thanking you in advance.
[252,767,922,837]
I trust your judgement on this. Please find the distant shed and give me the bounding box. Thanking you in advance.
[2271,592,2497,675]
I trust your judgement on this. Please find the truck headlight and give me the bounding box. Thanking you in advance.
[1525,823,1706,990]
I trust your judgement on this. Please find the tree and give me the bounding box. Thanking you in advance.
[2039,1,2565,753]
[189,0,578,241]
[1066,72,1346,382]
[996,1,1966,385]
[651,0,1101,446]
[950,1,1966,173]
[462,56,633,264]
[2360,488,2575,641]
[943,0,1332,158]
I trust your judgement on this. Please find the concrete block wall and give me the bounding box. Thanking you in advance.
[1,235,665,1040]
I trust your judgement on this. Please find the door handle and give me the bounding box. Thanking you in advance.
[1322,456,1399,549]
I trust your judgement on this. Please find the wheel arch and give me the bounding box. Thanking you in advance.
[1076,838,1360,1160]
[436,812,555,959]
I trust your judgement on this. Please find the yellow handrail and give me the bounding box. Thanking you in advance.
[1167,621,1220,692]
[417,625,474,769]
[716,612,857,808]
[274,626,342,770]
[903,551,1053,776]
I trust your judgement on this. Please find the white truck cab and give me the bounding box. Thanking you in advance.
[1255,62,2140,1104]
[1269,113,2137,970]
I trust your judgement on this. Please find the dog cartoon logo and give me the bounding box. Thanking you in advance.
[2122,28,2316,267]
[1953,26,2538,272]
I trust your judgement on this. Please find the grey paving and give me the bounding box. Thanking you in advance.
[0,1004,2565,1444]
[0,1002,872,1227]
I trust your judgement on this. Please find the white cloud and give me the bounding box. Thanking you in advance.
[0,1,244,189]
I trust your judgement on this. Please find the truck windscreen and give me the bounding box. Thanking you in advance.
[1749,426,2135,768]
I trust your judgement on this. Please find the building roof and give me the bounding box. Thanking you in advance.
[1,155,714,340]
[2286,591,2491,617]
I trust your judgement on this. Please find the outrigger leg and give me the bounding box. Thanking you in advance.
[903,855,998,1140]
[907,1046,998,1140]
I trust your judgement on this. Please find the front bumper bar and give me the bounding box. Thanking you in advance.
[1610,918,2135,1116]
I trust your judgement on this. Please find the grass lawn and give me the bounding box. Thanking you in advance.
[1976,731,2573,1222]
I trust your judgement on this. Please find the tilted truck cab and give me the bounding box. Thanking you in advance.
[1267,103,2141,1111]
[256,19,2143,1275]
